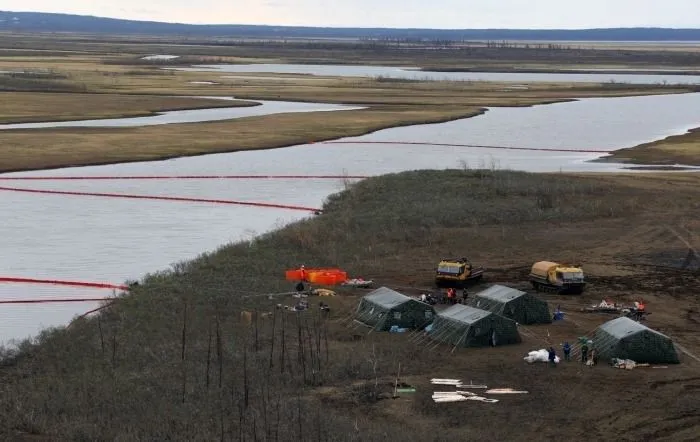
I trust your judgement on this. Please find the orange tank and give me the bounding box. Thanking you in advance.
[285,268,346,284]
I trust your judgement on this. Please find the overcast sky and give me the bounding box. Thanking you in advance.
[4,1,699,28]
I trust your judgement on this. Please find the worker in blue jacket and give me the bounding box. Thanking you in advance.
[562,342,571,361]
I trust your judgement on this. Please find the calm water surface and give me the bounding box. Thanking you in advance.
[174,63,700,84]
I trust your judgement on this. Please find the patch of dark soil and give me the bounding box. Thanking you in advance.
[588,270,700,295]
[641,249,700,271]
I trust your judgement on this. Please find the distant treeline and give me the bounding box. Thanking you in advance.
[2,11,700,41]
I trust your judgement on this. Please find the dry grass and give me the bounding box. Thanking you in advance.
[0,92,253,123]
[4,55,692,98]
[600,128,700,166]
[0,105,482,172]
[0,170,699,440]
[3,32,700,69]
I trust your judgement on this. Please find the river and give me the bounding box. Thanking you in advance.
[1,92,699,345]
[172,63,700,85]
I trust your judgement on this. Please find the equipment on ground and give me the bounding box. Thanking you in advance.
[285,267,347,286]
[435,257,484,288]
[622,307,650,322]
[582,299,650,321]
[311,288,336,297]
[582,299,621,314]
[341,278,374,288]
[529,261,586,294]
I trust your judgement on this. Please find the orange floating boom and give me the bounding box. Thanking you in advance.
[0,276,129,290]
[0,298,113,304]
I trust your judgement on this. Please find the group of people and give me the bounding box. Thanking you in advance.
[419,287,469,305]
[632,299,647,321]
[548,339,597,367]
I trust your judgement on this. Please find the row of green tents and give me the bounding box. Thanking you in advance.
[354,286,679,364]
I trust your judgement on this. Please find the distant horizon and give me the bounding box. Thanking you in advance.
[3,10,700,42]
[0,9,700,31]
[1,10,699,31]
[1,0,700,30]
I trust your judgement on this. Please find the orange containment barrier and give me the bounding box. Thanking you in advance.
[285,268,347,285]
[308,271,347,286]
[285,269,304,281]
[0,276,128,290]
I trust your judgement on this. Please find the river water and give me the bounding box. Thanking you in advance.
[173,63,700,85]
[1,92,699,346]
[0,99,359,130]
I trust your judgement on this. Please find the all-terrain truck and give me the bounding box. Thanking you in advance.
[529,261,586,294]
[435,257,484,288]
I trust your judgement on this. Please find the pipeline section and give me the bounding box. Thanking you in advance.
[0,297,113,304]
[322,140,610,154]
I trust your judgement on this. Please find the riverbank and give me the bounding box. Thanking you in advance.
[420,66,700,76]
[597,127,700,166]
[1,169,698,440]
[2,85,697,173]
[0,92,256,124]
[0,105,482,173]
[5,32,700,71]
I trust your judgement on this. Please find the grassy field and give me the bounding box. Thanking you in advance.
[0,92,254,123]
[2,32,700,71]
[1,53,697,172]
[1,169,698,441]
[600,128,700,166]
[0,105,483,172]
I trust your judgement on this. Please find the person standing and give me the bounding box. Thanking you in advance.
[548,347,557,368]
[580,341,589,364]
[446,288,455,305]
[562,342,571,362]
[636,300,646,321]
[588,347,597,367]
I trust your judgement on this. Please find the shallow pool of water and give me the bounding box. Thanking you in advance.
[1,92,699,345]
[174,63,700,85]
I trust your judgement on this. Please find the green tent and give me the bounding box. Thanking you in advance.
[593,317,679,364]
[429,304,521,348]
[468,285,551,325]
[355,287,435,331]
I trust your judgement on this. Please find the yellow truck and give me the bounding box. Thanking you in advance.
[435,257,484,288]
[529,261,586,294]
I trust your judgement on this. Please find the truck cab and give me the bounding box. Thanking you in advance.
[530,261,586,294]
[435,257,484,288]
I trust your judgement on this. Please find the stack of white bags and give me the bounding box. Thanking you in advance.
[523,349,560,364]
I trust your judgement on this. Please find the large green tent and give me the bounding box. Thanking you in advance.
[593,317,680,364]
[355,287,435,331]
[468,284,551,325]
[429,304,521,348]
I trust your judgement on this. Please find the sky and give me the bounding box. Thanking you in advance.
[3,0,699,29]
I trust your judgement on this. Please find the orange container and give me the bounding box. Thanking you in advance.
[313,274,336,285]
[285,270,303,281]
[306,271,324,283]
[286,268,347,284]
[309,271,347,285]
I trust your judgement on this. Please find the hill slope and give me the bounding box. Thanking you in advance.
[0,169,699,441]
[2,11,700,40]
